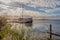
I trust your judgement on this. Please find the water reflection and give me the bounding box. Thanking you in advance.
[10,19,60,40]
[25,23,33,27]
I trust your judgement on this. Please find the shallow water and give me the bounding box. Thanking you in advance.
[33,20,60,34]
[11,19,60,40]
[33,20,60,40]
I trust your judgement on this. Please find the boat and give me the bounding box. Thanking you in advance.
[18,17,33,23]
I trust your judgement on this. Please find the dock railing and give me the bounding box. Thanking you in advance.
[47,24,60,40]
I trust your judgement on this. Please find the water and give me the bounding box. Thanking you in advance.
[33,19,60,40]
[33,20,60,34]
[11,19,60,40]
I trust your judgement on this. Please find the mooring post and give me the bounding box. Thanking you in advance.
[50,24,52,40]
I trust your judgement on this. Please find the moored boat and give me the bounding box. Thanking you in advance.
[18,17,33,23]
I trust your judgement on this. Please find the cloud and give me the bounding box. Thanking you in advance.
[7,2,46,13]
[0,7,5,11]
[45,8,60,13]
[0,0,60,19]
[8,0,60,14]
[0,0,11,3]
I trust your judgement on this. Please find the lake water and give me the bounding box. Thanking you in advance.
[33,20,60,34]
[33,20,60,40]
[11,19,60,40]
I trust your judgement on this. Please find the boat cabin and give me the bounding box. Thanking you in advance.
[18,17,33,23]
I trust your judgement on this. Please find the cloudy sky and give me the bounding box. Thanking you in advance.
[0,0,60,19]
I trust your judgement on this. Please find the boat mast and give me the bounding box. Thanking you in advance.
[21,2,24,28]
[22,3,23,18]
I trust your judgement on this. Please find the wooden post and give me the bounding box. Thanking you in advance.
[50,24,52,40]
[0,36,2,40]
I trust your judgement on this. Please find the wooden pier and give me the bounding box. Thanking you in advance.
[48,24,60,40]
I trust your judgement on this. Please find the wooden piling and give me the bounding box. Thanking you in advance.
[50,24,52,40]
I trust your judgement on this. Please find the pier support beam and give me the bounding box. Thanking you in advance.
[50,24,52,40]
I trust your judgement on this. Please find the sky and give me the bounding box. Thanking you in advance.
[0,0,60,19]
